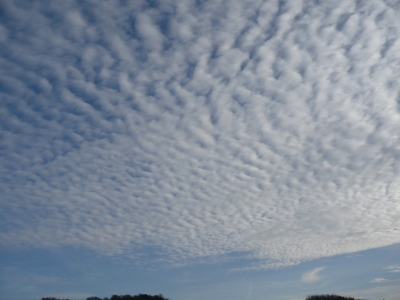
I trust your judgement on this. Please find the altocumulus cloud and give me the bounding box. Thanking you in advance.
[1,0,400,269]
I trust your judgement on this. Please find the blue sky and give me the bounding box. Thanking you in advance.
[1,0,400,299]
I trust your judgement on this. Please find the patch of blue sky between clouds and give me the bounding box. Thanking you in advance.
[1,244,399,300]
[1,0,400,273]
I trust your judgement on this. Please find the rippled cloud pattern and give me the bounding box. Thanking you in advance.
[1,0,400,269]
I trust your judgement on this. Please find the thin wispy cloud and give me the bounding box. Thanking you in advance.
[385,265,400,273]
[301,267,325,283]
[1,0,400,270]
[370,278,389,283]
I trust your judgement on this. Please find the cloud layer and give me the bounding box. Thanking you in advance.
[1,0,400,269]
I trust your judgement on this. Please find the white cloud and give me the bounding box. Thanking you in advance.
[385,265,400,273]
[370,278,389,283]
[1,0,400,270]
[301,267,325,283]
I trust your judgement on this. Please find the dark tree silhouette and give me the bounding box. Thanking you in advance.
[306,294,362,300]
[109,295,169,300]
[43,294,168,300]
[43,293,365,300]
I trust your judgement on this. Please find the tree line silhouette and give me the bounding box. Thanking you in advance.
[42,294,368,300]
[42,294,169,300]
[305,295,363,300]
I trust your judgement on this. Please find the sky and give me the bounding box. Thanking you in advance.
[0,0,400,299]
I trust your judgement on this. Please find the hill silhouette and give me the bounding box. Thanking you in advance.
[42,294,367,300]
[42,294,169,300]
